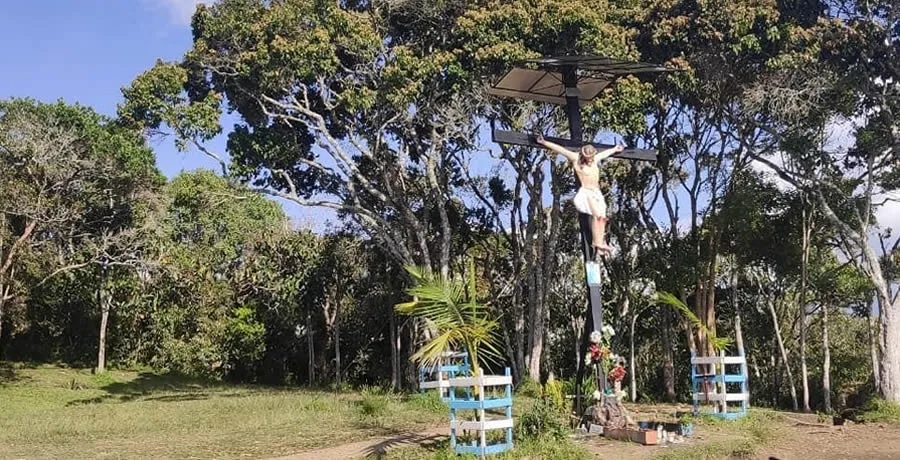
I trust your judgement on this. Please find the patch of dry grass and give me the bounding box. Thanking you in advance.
[0,362,445,459]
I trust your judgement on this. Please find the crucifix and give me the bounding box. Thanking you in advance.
[488,54,671,416]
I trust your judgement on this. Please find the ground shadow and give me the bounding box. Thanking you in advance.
[361,433,448,459]
[0,361,47,385]
[66,371,219,406]
[0,362,16,383]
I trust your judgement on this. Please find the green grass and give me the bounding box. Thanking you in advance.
[0,362,445,459]
[858,398,900,423]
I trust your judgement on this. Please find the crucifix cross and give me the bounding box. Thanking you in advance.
[487,54,671,415]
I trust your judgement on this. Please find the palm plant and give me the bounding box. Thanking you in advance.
[395,261,501,376]
[657,291,731,351]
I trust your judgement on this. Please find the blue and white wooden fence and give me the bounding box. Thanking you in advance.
[418,351,470,401]
[690,350,749,420]
[448,368,514,456]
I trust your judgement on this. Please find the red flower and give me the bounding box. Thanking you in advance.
[608,365,626,382]
[588,344,600,363]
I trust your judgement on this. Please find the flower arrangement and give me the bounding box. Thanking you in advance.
[584,325,627,399]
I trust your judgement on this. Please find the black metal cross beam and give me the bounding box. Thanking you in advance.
[491,130,657,162]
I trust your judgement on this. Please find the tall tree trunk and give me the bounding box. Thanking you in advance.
[0,282,6,358]
[514,291,526,382]
[869,299,881,394]
[390,310,400,390]
[733,258,747,406]
[773,350,782,407]
[97,284,110,373]
[768,294,799,411]
[662,311,676,402]
[735,309,747,408]
[307,311,315,385]
[799,202,811,412]
[814,192,898,401]
[630,310,638,402]
[878,292,900,402]
[526,212,545,382]
[406,319,420,389]
[823,302,832,413]
[334,299,342,388]
[572,314,584,377]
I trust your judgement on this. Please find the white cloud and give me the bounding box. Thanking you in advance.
[149,0,211,26]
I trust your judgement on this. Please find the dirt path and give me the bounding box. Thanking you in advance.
[267,416,900,460]
[267,429,447,460]
[578,415,900,460]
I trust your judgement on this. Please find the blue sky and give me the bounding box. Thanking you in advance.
[0,0,330,228]
[0,0,212,176]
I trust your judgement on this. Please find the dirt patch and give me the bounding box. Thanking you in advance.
[576,427,754,459]
[268,410,900,460]
[267,429,447,460]
[756,422,900,460]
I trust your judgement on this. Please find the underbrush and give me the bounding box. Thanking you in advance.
[858,398,900,423]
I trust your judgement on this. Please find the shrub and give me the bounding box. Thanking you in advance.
[359,388,391,417]
[515,399,568,441]
[407,391,448,415]
[859,398,900,423]
[543,379,567,413]
[516,378,542,398]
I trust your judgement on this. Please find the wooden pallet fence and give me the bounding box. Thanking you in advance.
[690,351,749,420]
[448,368,514,456]
[418,351,470,401]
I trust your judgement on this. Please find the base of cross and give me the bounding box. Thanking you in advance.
[581,391,636,431]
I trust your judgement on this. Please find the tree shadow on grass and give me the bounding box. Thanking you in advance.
[66,371,221,406]
[361,433,448,459]
[0,362,34,385]
[0,362,16,383]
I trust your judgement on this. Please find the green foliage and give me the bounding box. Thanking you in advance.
[514,399,568,442]
[358,389,391,418]
[222,306,266,377]
[656,291,732,351]
[859,399,900,424]
[406,391,448,416]
[515,378,543,398]
[395,261,501,375]
[543,379,567,413]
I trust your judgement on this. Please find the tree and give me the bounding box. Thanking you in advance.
[141,170,289,379]
[627,0,803,359]
[0,98,160,363]
[745,2,900,400]
[119,0,646,382]
[313,235,363,387]
[118,0,478,279]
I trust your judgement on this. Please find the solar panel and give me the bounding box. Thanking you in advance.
[487,55,674,105]
[526,55,673,75]
[486,68,612,106]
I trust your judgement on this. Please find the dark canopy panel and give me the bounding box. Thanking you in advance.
[487,55,674,106]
